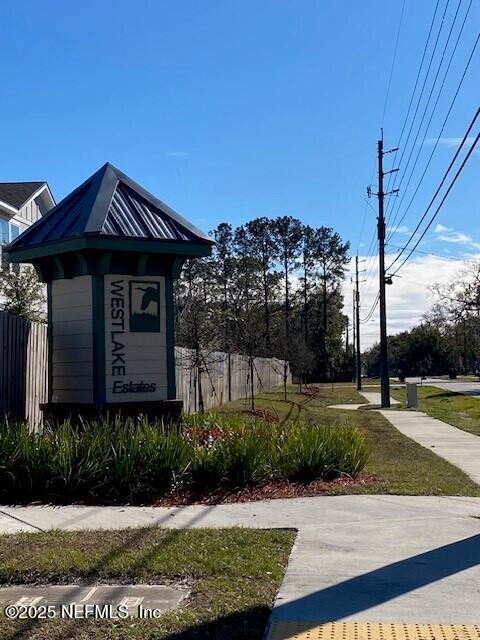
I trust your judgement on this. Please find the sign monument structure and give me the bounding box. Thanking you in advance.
[7,163,213,421]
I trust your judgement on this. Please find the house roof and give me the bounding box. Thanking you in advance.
[0,182,47,210]
[7,163,213,257]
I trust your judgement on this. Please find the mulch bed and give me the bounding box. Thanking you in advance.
[296,386,321,399]
[241,408,279,422]
[153,474,380,506]
[5,475,380,508]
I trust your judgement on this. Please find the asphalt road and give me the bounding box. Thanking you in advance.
[404,378,480,397]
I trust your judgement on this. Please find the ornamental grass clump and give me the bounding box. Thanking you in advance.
[108,418,190,497]
[42,420,108,496]
[0,412,369,502]
[185,413,273,485]
[278,422,369,483]
[0,418,190,501]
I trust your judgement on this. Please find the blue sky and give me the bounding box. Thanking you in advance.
[1,0,479,344]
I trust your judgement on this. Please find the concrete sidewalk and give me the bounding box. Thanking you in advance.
[0,495,480,623]
[359,391,400,406]
[378,409,480,485]
[327,391,399,411]
[2,396,480,630]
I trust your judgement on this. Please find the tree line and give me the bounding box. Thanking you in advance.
[175,215,351,405]
[364,263,480,380]
[1,215,353,408]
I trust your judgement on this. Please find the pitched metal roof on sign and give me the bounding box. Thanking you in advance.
[7,163,213,252]
[103,182,195,241]
[0,182,46,209]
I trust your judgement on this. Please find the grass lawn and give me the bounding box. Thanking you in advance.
[223,383,480,496]
[0,527,294,640]
[392,385,480,437]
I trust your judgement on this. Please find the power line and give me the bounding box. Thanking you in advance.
[360,292,380,324]
[381,0,406,127]
[386,0,463,225]
[390,128,480,276]
[385,0,452,217]
[359,0,419,335]
[362,239,380,302]
[384,0,441,198]
[385,243,480,264]
[388,106,480,271]
[360,0,409,291]
[387,25,479,242]
[387,0,476,238]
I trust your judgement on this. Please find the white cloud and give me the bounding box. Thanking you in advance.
[166,151,190,158]
[433,224,480,250]
[425,136,479,151]
[434,223,452,233]
[387,224,410,235]
[437,231,474,244]
[343,253,474,349]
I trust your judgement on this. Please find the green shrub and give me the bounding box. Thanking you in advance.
[103,418,190,498]
[190,445,226,485]
[221,426,271,485]
[187,414,273,486]
[327,426,370,477]
[46,420,110,496]
[279,423,369,482]
[139,423,191,493]
[0,412,369,502]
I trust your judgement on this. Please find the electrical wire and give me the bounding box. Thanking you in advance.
[360,0,431,316]
[360,292,380,324]
[385,243,480,265]
[387,106,480,271]
[390,127,480,276]
[386,0,461,223]
[387,0,476,238]
[385,0,452,216]
[387,26,479,241]
[384,0,441,198]
[359,0,410,293]
[381,0,406,127]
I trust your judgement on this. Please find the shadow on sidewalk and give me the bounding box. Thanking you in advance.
[4,532,480,639]
[270,532,480,623]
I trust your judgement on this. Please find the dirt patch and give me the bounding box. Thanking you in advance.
[241,408,279,422]
[0,574,191,588]
[296,386,321,399]
[153,474,380,506]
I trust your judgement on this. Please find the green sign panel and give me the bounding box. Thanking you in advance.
[129,280,161,332]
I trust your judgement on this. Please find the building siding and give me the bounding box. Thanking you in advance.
[51,276,93,403]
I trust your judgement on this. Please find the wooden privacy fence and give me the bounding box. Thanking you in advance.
[0,312,48,427]
[0,312,290,425]
[175,348,290,413]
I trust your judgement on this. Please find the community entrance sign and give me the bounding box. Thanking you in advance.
[105,275,165,402]
[6,163,213,421]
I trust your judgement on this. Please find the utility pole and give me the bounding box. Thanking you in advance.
[376,135,398,408]
[352,289,356,383]
[355,256,362,391]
